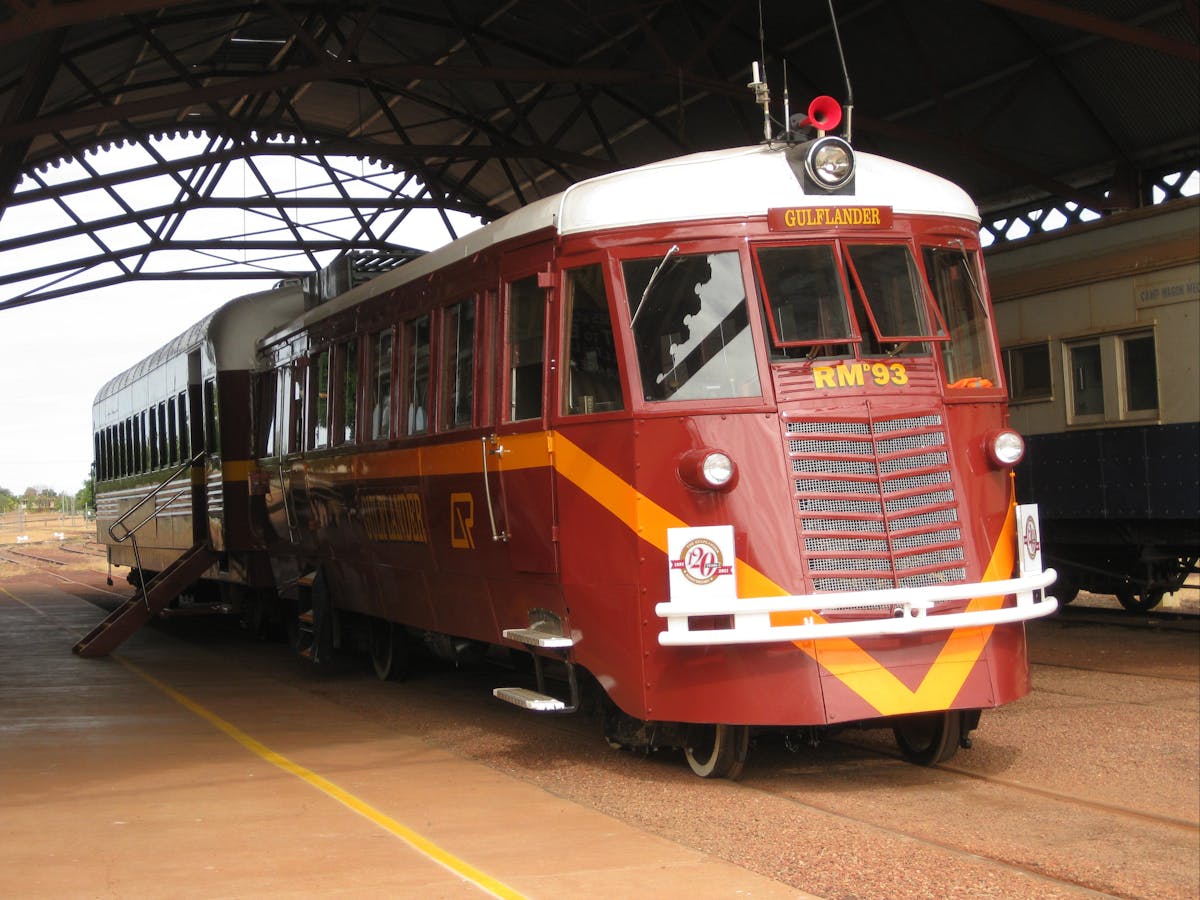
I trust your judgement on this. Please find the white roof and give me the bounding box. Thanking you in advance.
[288,143,979,332]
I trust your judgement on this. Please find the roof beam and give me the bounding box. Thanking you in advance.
[978,0,1200,62]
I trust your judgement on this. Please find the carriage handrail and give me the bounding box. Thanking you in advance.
[107,450,206,545]
[107,450,205,613]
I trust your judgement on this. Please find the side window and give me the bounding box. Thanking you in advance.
[138,411,148,474]
[258,370,277,459]
[440,298,476,429]
[922,246,999,387]
[177,392,189,462]
[563,264,624,415]
[1002,343,1053,402]
[337,339,358,445]
[370,329,394,440]
[148,404,159,469]
[1067,341,1104,419]
[203,378,217,456]
[158,403,168,467]
[507,276,544,421]
[404,315,431,435]
[311,350,330,449]
[1122,334,1158,412]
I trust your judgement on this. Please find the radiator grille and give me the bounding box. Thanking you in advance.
[787,414,966,593]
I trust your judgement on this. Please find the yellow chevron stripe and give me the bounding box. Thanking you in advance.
[550,431,1015,717]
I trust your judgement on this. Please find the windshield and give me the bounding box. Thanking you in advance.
[622,250,760,402]
[755,245,854,351]
[845,244,939,345]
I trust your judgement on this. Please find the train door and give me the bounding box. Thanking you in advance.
[491,247,559,574]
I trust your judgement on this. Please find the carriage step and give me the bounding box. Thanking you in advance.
[501,627,574,648]
[493,687,567,711]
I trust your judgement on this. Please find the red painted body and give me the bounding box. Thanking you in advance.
[254,203,1032,730]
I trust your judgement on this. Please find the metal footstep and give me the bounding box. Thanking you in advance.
[494,624,579,713]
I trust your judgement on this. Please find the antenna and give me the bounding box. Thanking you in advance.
[782,64,791,141]
[827,0,855,141]
[748,61,771,142]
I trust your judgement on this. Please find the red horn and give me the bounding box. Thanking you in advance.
[799,95,843,133]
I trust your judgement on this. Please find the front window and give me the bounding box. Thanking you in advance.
[622,249,760,402]
[845,243,936,353]
[923,246,1000,387]
[754,244,854,356]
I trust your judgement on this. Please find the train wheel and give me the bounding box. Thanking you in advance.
[1053,574,1079,605]
[684,724,749,779]
[1116,588,1165,613]
[893,712,961,766]
[369,618,408,681]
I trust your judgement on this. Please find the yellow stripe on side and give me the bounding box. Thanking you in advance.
[116,657,528,900]
[221,459,257,482]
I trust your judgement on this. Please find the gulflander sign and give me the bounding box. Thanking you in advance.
[768,206,893,230]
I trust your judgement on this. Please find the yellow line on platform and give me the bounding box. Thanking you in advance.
[116,656,528,900]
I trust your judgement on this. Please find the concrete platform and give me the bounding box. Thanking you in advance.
[0,575,809,899]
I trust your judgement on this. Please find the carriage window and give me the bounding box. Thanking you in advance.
[287,364,305,454]
[564,265,623,414]
[338,339,358,445]
[754,245,854,355]
[845,244,934,354]
[923,246,998,387]
[1003,343,1052,402]
[371,329,393,440]
[507,276,545,421]
[1123,334,1158,412]
[440,298,475,429]
[404,315,431,434]
[178,392,190,461]
[311,350,330,448]
[1068,342,1104,418]
[155,403,165,467]
[139,411,149,473]
[623,249,760,402]
[258,370,277,458]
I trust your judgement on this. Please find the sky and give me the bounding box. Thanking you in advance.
[0,139,479,496]
[0,280,256,494]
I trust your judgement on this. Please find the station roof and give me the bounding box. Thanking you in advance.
[0,0,1197,309]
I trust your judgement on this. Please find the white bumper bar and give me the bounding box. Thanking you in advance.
[656,568,1059,646]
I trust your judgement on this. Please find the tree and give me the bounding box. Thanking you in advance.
[76,474,95,513]
[0,487,15,513]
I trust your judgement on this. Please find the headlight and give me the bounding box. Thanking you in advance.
[988,429,1025,467]
[678,449,739,492]
[805,137,854,189]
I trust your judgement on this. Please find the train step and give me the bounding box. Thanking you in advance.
[501,626,575,648]
[73,542,218,657]
[493,687,568,711]
[494,621,580,713]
